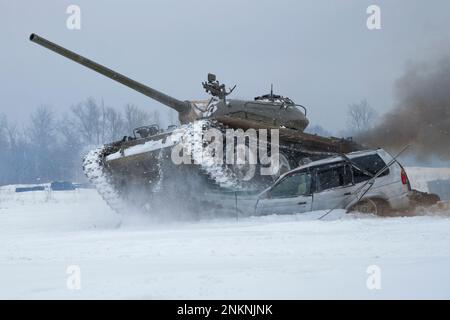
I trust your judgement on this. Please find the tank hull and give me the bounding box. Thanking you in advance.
[84,119,361,215]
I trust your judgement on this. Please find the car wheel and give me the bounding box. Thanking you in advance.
[349,199,390,216]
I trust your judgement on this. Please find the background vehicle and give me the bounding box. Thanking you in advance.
[255,149,418,216]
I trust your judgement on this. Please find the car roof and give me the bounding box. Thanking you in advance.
[284,149,382,176]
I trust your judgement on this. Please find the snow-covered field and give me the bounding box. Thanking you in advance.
[0,167,449,299]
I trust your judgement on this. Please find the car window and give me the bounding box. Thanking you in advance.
[351,154,389,184]
[315,163,352,192]
[271,172,312,198]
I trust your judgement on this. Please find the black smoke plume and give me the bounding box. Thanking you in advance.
[358,56,450,161]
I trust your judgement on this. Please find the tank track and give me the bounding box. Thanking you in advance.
[82,146,130,214]
[182,119,256,190]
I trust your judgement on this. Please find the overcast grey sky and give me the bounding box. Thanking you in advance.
[1,0,449,132]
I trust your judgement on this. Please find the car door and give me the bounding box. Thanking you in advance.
[256,170,313,215]
[312,162,356,211]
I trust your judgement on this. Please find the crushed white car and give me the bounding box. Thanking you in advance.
[255,148,439,216]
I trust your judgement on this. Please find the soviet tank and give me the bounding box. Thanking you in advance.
[30,33,361,215]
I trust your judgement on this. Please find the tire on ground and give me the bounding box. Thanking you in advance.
[348,198,391,216]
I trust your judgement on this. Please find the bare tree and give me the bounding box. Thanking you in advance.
[104,107,125,141]
[0,115,31,184]
[123,104,151,134]
[0,114,9,184]
[0,99,167,185]
[152,110,161,127]
[71,98,103,145]
[0,114,7,148]
[29,106,55,147]
[28,106,57,181]
[347,99,377,134]
[57,114,85,181]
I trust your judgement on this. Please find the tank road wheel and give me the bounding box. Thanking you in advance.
[259,151,292,182]
[276,152,292,178]
[349,198,390,216]
[229,144,257,182]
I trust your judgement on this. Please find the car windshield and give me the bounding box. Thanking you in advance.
[270,172,311,198]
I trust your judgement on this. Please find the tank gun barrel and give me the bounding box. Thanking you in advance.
[29,33,190,113]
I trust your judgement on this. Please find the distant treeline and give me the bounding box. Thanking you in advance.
[0,98,175,185]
